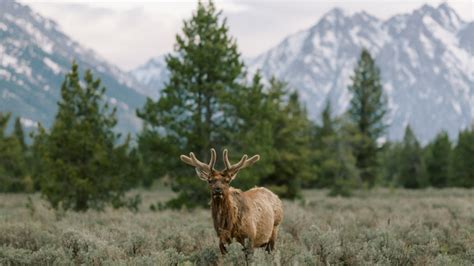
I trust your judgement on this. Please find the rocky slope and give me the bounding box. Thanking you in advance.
[0,0,147,133]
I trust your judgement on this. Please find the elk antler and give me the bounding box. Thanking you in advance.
[223,149,260,174]
[180,148,217,180]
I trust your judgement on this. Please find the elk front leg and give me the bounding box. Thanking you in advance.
[219,240,228,255]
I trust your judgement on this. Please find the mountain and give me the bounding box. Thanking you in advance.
[0,0,147,134]
[132,3,474,143]
[129,55,168,99]
[249,3,474,142]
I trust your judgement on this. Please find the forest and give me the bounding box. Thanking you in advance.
[1,1,472,209]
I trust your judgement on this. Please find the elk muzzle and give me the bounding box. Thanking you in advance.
[212,187,224,198]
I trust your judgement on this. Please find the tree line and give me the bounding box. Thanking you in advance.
[1,1,473,211]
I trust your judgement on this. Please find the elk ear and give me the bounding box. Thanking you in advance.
[195,168,210,181]
[180,154,209,181]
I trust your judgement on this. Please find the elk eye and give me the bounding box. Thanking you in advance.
[208,179,216,184]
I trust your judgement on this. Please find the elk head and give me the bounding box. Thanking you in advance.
[180,149,260,199]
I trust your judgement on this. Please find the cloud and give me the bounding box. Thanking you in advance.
[20,0,473,70]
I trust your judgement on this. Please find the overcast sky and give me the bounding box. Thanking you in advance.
[19,0,473,71]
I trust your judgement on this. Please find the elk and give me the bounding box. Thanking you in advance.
[180,148,283,257]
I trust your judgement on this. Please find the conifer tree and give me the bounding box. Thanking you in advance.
[324,117,360,197]
[0,113,26,192]
[33,62,140,211]
[378,141,403,186]
[312,100,336,188]
[13,117,26,152]
[347,49,387,187]
[226,72,275,190]
[424,131,451,188]
[260,80,312,199]
[318,101,335,144]
[397,126,427,188]
[449,127,474,188]
[137,1,245,208]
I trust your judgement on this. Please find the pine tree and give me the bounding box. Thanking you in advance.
[378,141,403,186]
[325,117,360,197]
[449,127,474,188]
[226,72,275,190]
[137,1,245,208]
[0,113,26,192]
[347,49,388,188]
[260,79,312,199]
[424,131,451,188]
[312,100,336,188]
[13,117,26,152]
[33,62,140,211]
[397,126,428,188]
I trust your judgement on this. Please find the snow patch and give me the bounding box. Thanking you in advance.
[1,53,18,67]
[43,57,62,75]
[14,17,54,54]
[20,117,38,128]
[451,101,461,114]
[420,34,434,58]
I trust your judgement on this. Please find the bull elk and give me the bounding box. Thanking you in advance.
[180,148,283,258]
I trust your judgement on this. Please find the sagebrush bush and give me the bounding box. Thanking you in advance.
[0,188,472,265]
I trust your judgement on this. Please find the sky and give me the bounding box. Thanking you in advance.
[19,0,473,71]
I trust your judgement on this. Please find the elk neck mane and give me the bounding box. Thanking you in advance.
[211,187,248,238]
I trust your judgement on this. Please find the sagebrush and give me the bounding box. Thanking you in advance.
[0,189,473,265]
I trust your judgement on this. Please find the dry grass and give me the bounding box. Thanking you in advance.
[0,188,473,265]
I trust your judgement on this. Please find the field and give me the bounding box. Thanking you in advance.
[0,188,473,265]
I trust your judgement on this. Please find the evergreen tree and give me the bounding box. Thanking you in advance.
[323,117,360,197]
[260,79,312,199]
[397,126,428,188]
[33,62,140,211]
[378,141,403,186]
[226,72,275,190]
[449,127,474,188]
[312,100,336,188]
[347,49,387,188]
[424,131,451,188]
[0,113,27,192]
[14,117,26,152]
[137,1,245,208]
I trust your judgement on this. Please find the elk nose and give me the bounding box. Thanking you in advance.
[214,188,222,194]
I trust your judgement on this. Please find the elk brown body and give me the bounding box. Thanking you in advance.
[180,149,283,256]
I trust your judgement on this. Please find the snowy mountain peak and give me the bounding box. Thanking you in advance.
[131,3,473,143]
[250,3,473,143]
[414,3,463,31]
[0,0,146,133]
[351,11,380,24]
[322,8,346,22]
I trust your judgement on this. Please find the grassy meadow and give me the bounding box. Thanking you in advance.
[0,188,473,265]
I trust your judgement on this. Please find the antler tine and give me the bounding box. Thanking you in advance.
[232,155,248,171]
[209,148,217,170]
[189,152,211,172]
[242,154,260,168]
[223,149,232,170]
[180,149,217,173]
[223,149,260,173]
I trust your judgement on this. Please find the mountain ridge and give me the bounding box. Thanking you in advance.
[131,3,474,143]
[0,0,147,134]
